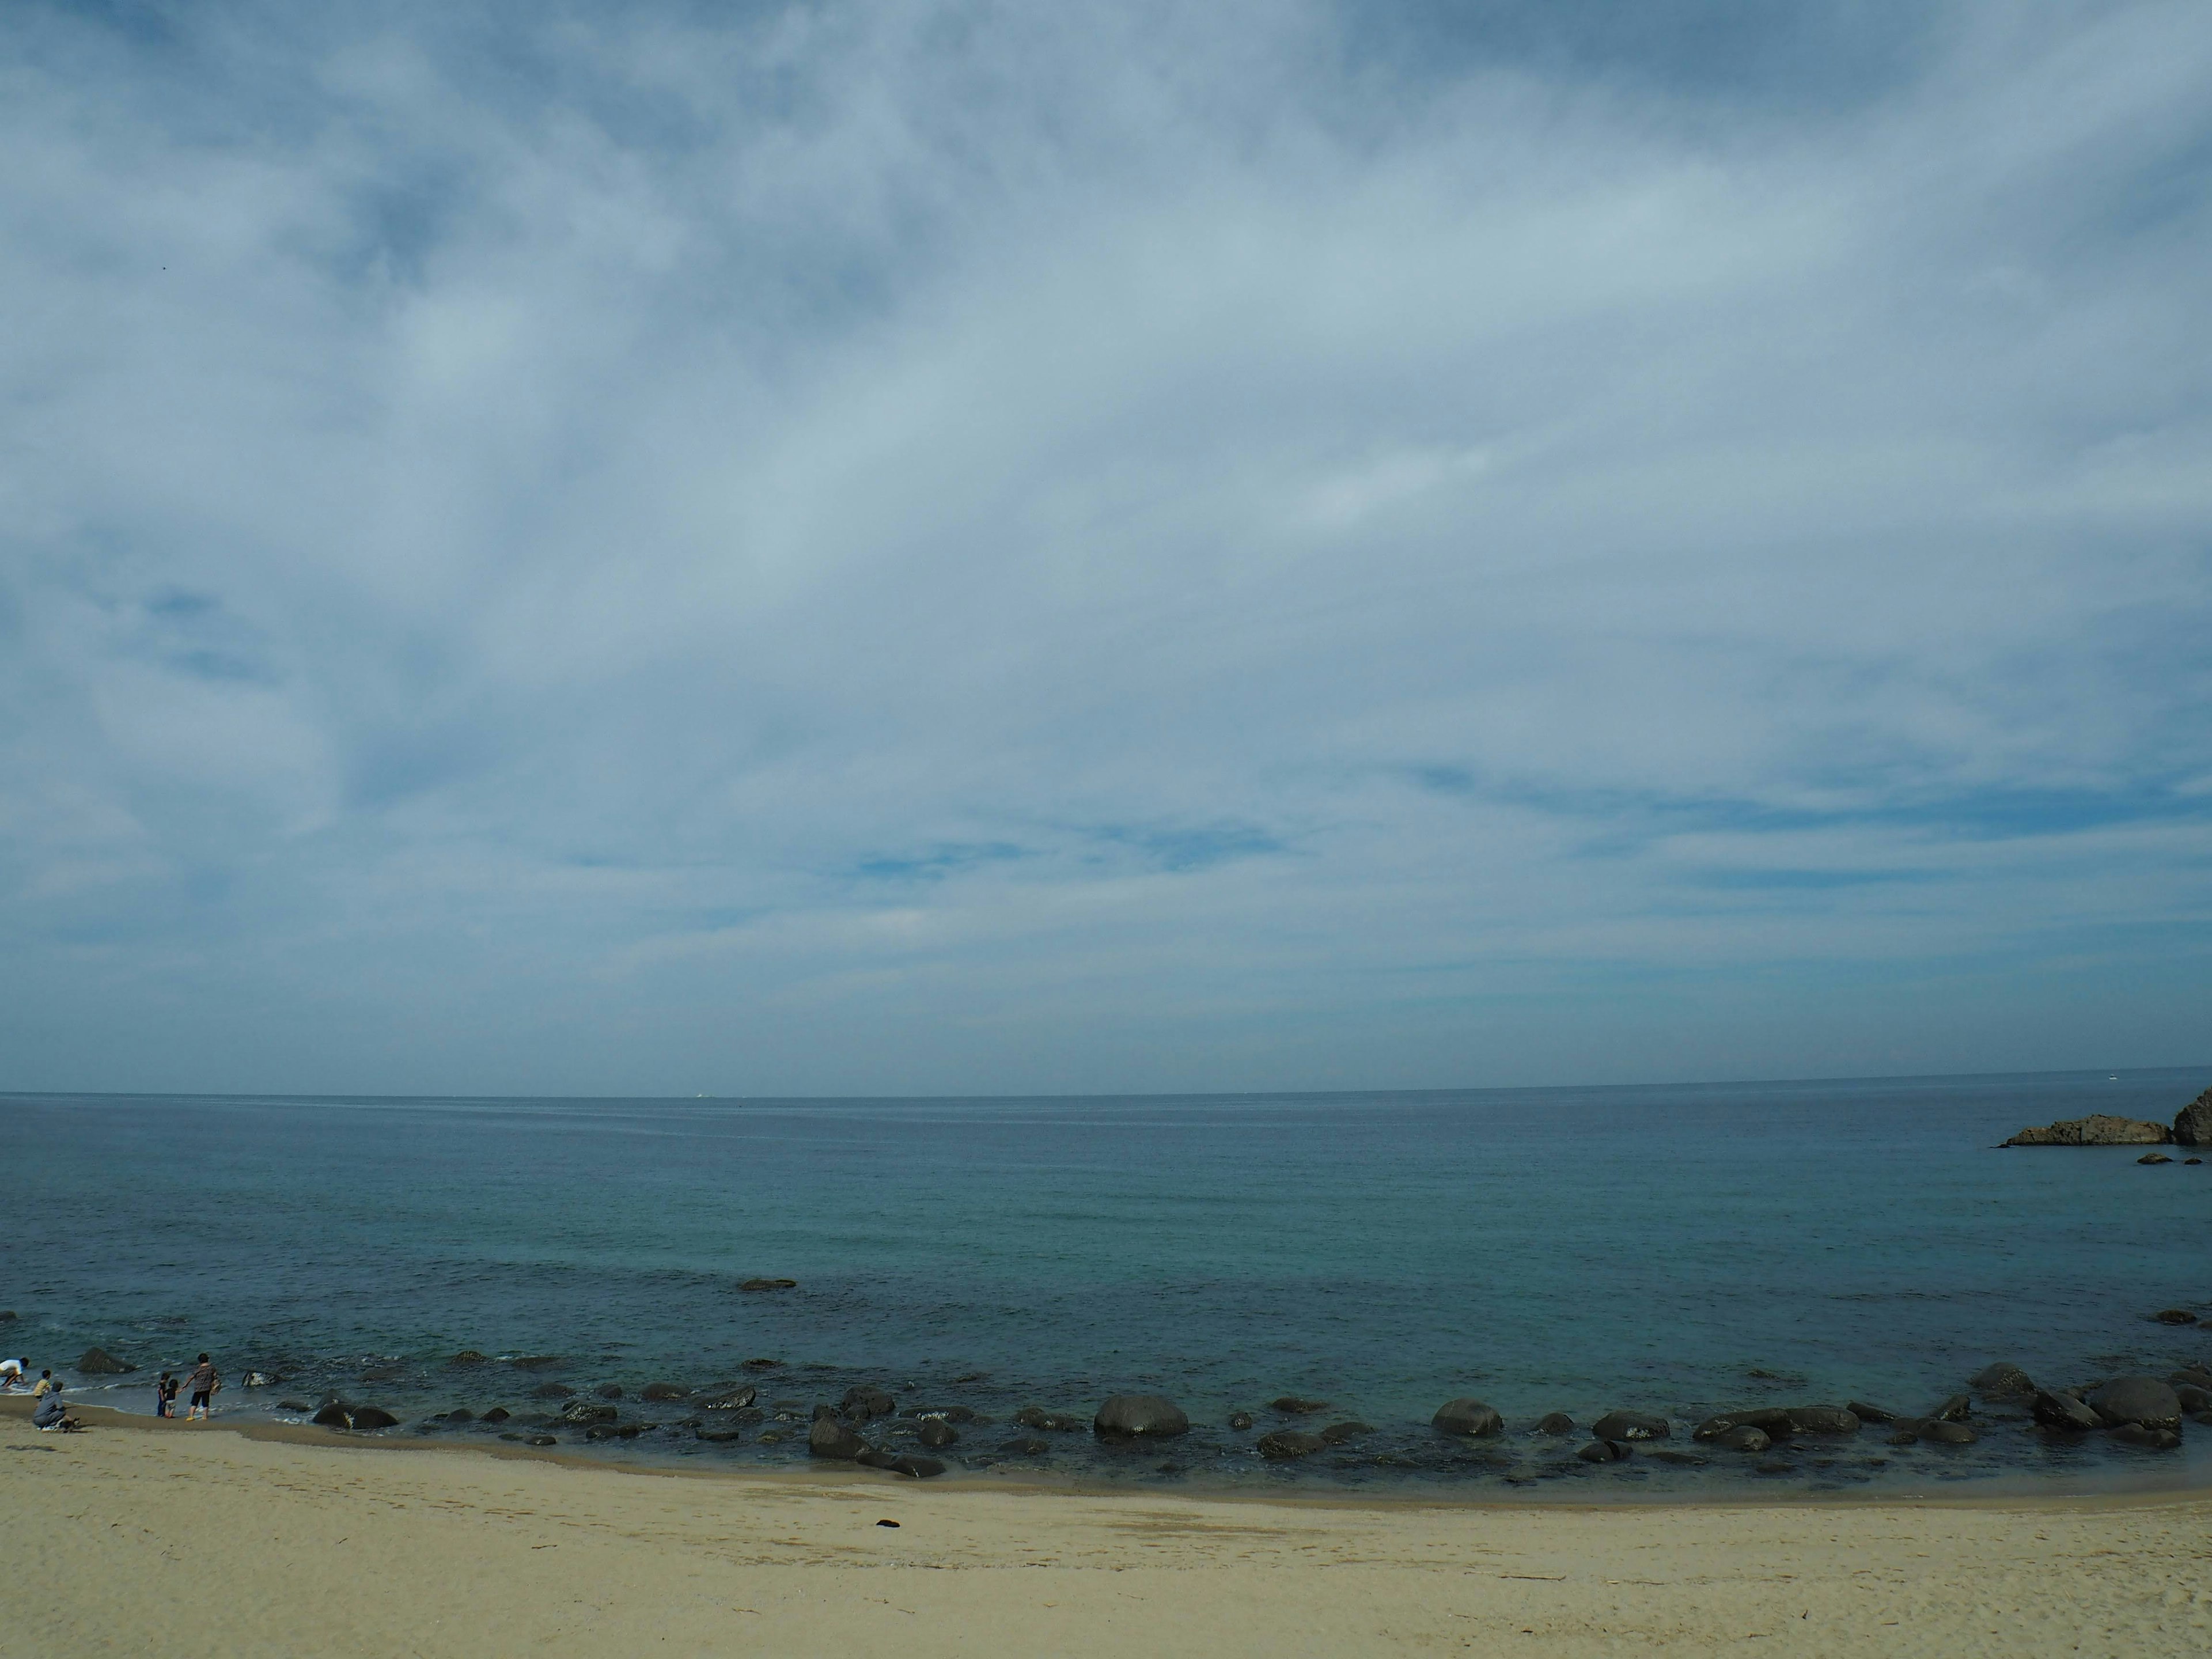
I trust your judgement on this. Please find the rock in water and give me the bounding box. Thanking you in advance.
[904,1404,974,1423]
[446,1408,474,1423]
[2152,1309,2198,1324]
[854,1448,903,1470]
[481,1407,511,1424]
[560,1401,618,1424]
[533,1382,575,1400]
[842,1385,897,1421]
[1845,1400,1901,1424]
[1094,1395,1190,1438]
[1784,1407,1859,1435]
[2175,1385,2212,1415]
[891,1455,946,1478]
[1694,1408,1794,1440]
[1577,1440,1631,1463]
[1932,1394,1972,1423]
[1269,1396,1330,1415]
[1226,1411,1253,1431]
[1968,1363,2035,1397]
[77,1348,132,1375]
[1590,1411,1669,1441]
[312,1402,353,1427]
[1713,1425,1771,1452]
[2089,1377,2183,1430]
[595,1384,624,1399]
[2108,1423,2182,1450]
[641,1381,690,1402]
[700,1386,757,1411]
[808,1418,868,1460]
[1534,1412,1575,1435]
[917,1418,959,1448]
[1256,1430,1327,1459]
[2139,1152,2174,1165]
[1918,1420,1978,1445]
[2032,1390,2101,1431]
[1013,1406,1086,1432]
[739,1278,798,1291]
[349,1406,399,1430]
[1317,1421,1373,1444]
[449,1350,488,1365]
[998,1437,1051,1456]
[242,1371,278,1388]
[1431,1399,1503,1437]
[2001,1114,2171,1147]
[2174,1088,2212,1146]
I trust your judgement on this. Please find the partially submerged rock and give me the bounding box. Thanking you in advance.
[2089,1377,2183,1431]
[1590,1411,1669,1441]
[1093,1395,1189,1438]
[808,1417,868,1460]
[1257,1430,1327,1459]
[1269,1396,1330,1415]
[1577,1440,1631,1463]
[2002,1114,2171,1147]
[2032,1389,2101,1431]
[1969,1363,2035,1398]
[1431,1398,1502,1437]
[77,1348,132,1375]
[1534,1412,1575,1435]
[2173,1088,2212,1146]
[739,1278,798,1291]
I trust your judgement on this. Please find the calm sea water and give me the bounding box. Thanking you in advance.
[5,1069,2209,1497]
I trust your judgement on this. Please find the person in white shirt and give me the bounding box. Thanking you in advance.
[0,1358,25,1390]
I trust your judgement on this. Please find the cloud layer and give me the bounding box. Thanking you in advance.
[3,0,2209,1094]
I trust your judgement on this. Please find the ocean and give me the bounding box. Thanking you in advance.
[5,1067,2208,1497]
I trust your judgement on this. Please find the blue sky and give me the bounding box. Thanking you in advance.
[2,0,2208,1095]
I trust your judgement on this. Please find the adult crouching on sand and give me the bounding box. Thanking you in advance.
[32,1379,79,1432]
[183,1354,220,1421]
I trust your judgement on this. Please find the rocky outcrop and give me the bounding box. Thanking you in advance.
[77,1348,132,1375]
[2174,1089,2212,1146]
[1590,1411,1669,1441]
[2002,1115,2171,1147]
[1093,1395,1190,1438]
[1431,1398,1503,1437]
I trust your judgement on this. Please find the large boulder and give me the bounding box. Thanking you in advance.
[1577,1440,1631,1463]
[560,1400,618,1424]
[1590,1411,1669,1441]
[1534,1412,1575,1435]
[349,1406,399,1430]
[2174,1089,2212,1146]
[1431,1398,1503,1437]
[700,1386,757,1411]
[1317,1420,1372,1444]
[1093,1395,1189,1438]
[77,1347,132,1375]
[2089,1377,2183,1431]
[2002,1114,2171,1147]
[917,1418,960,1448]
[1711,1424,1771,1452]
[808,1417,869,1460]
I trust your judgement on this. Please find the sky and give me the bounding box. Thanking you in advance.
[2,0,2208,1097]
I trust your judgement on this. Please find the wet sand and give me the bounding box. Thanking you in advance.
[5,1400,2209,1656]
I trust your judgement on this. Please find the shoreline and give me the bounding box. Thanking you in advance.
[10,1393,2210,1513]
[9,1405,2211,1656]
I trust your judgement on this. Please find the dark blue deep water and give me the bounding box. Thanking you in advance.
[5,1069,2209,1497]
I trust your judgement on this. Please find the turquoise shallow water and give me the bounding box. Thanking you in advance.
[3,1069,2209,1495]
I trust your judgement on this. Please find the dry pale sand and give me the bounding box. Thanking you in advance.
[3,1402,2209,1657]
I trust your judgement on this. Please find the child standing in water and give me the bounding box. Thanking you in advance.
[156,1371,179,1418]
[183,1353,219,1420]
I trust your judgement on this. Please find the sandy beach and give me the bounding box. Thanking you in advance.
[5,1400,2207,1656]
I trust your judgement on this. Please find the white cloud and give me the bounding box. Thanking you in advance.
[1,0,2208,1093]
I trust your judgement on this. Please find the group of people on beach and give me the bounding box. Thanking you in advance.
[2,1351,221,1431]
